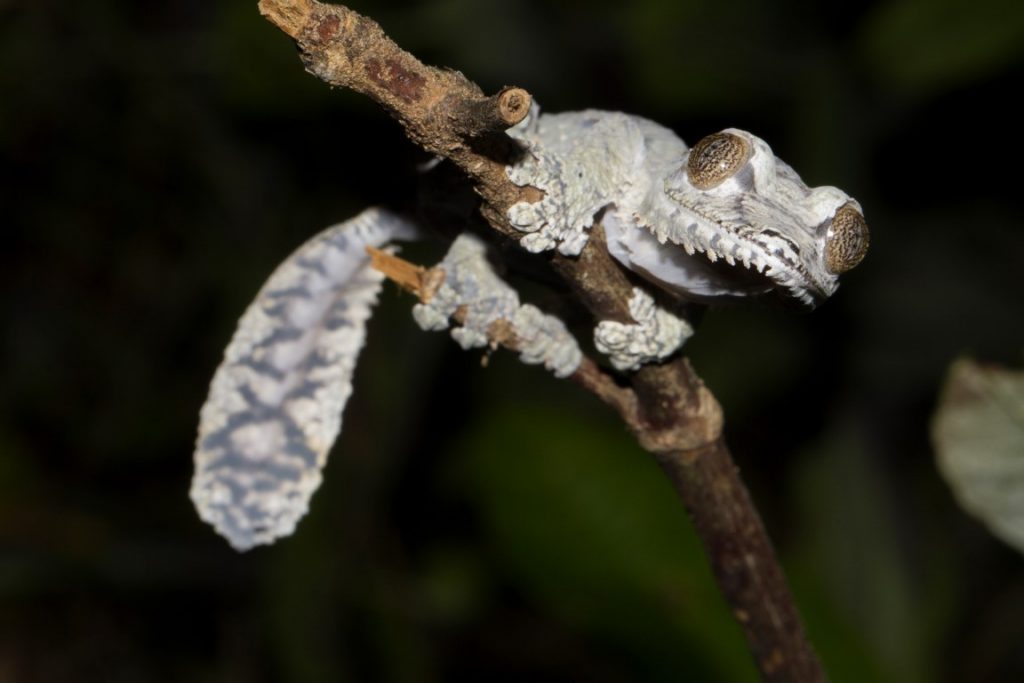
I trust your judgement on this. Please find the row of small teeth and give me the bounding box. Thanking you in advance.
[772,272,816,305]
[678,231,817,305]
[679,233,768,275]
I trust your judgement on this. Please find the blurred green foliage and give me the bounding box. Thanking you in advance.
[2,0,1023,681]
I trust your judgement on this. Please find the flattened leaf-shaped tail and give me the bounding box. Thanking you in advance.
[191,208,417,551]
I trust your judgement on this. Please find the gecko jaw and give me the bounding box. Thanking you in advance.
[658,218,828,307]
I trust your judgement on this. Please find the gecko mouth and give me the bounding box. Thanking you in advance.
[606,208,831,307]
[669,225,828,307]
[631,242,772,301]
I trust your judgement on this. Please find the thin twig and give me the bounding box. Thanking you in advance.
[367,246,439,300]
[263,2,825,680]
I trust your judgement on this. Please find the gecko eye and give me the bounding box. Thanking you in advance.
[686,132,752,190]
[824,203,869,274]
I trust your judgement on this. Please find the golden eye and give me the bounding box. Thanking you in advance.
[686,132,752,190]
[825,203,869,274]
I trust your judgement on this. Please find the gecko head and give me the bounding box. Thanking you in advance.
[654,128,869,307]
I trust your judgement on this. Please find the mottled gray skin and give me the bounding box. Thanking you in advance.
[191,208,416,551]
[506,106,866,307]
[412,234,582,378]
[593,287,693,371]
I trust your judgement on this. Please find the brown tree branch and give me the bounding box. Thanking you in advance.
[262,2,825,680]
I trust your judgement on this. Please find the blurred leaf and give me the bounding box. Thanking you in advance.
[450,385,757,682]
[860,0,1024,95]
[932,357,1024,555]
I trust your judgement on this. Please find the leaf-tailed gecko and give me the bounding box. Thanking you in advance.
[190,105,868,550]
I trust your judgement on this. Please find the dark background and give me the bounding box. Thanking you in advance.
[3,0,1023,681]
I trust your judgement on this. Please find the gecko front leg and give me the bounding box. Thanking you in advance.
[594,287,693,372]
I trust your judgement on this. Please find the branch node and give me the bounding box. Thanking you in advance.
[497,87,532,127]
[449,86,534,139]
